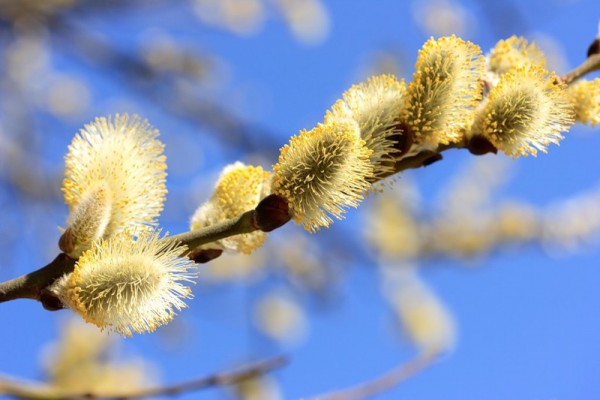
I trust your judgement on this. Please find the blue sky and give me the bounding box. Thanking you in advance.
[1,1,600,399]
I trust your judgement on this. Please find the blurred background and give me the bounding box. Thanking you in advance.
[0,0,600,399]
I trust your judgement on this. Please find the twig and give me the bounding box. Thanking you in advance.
[168,210,258,252]
[0,211,259,304]
[562,53,600,84]
[0,254,75,303]
[0,355,287,400]
[307,352,438,400]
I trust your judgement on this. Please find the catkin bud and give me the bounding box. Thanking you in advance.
[488,36,546,75]
[474,65,574,157]
[190,162,272,254]
[568,78,600,127]
[325,74,407,179]
[402,35,485,146]
[272,120,374,232]
[63,232,197,336]
[60,183,112,258]
[62,114,167,241]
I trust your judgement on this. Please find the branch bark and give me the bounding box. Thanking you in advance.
[562,53,600,84]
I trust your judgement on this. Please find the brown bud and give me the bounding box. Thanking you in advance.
[588,38,600,58]
[467,135,498,156]
[422,153,443,166]
[58,227,74,254]
[391,122,415,157]
[40,288,65,311]
[254,194,291,232]
[188,248,223,263]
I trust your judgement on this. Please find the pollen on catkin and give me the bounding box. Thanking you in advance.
[488,36,546,75]
[62,114,167,239]
[64,231,197,336]
[475,65,574,157]
[325,74,407,179]
[64,182,113,258]
[272,120,374,232]
[190,162,272,254]
[402,35,485,146]
[568,78,600,126]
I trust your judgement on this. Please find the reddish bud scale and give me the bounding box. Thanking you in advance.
[588,38,600,58]
[467,135,498,155]
[422,153,443,166]
[40,288,65,311]
[58,227,74,254]
[189,248,223,263]
[255,194,292,232]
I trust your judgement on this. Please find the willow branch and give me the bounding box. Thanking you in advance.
[0,47,593,307]
[0,212,259,304]
[0,355,287,400]
[562,53,600,84]
[0,138,466,307]
[0,254,76,303]
[169,210,258,252]
[307,352,438,400]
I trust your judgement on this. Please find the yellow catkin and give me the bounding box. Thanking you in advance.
[191,162,271,254]
[568,78,600,127]
[62,114,167,238]
[488,36,546,75]
[325,74,406,179]
[402,35,485,146]
[272,120,373,232]
[65,182,113,258]
[476,65,574,157]
[65,231,197,336]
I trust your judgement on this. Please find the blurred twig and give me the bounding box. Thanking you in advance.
[562,53,600,84]
[307,352,438,400]
[0,355,287,400]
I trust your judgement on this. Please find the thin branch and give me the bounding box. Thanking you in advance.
[168,210,258,252]
[0,355,287,400]
[0,254,75,303]
[0,211,259,304]
[562,53,600,84]
[307,352,438,400]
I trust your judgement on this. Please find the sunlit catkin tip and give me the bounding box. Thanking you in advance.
[488,36,546,75]
[403,35,485,146]
[190,162,272,254]
[272,120,374,232]
[65,232,197,336]
[62,114,167,238]
[568,78,600,126]
[476,65,574,157]
[61,183,113,258]
[325,74,407,178]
